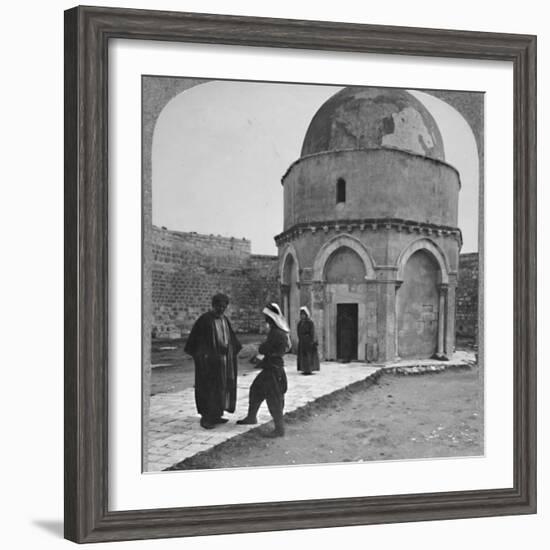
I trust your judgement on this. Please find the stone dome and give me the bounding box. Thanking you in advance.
[301,87,445,161]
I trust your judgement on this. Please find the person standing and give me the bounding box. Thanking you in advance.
[297,306,320,375]
[237,303,290,437]
[184,293,242,429]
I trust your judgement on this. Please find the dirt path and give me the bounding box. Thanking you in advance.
[170,368,483,470]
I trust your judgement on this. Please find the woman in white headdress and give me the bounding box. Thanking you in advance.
[297,306,320,375]
[237,303,290,437]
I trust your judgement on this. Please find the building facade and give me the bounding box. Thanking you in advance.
[276,87,462,362]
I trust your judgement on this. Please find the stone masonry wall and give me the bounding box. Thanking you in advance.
[152,226,478,342]
[456,252,479,339]
[152,227,279,337]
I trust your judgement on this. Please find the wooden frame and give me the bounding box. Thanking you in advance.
[64,5,537,543]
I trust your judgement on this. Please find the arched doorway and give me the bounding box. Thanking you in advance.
[397,250,441,359]
[324,246,367,361]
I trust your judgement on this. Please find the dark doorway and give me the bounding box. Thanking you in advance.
[336,303,358,361]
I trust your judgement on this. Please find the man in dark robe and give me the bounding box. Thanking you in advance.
[184,293,242,429]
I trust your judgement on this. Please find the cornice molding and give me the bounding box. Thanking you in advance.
[274,218,463,247]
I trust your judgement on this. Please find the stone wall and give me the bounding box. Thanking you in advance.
[152,227,279,337]
[151,226,478,343]
[456,252,479,338]
[282,149,460,231]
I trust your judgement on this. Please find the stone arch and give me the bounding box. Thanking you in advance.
[423,90,483,178]
[144,78,209,217]
[279,243,300,285]
[324,247,366,283]
[396,238,450,284]
[279,244,301,343]
[412,89,481,254]
[143,77,209,469]
[313,234,376,281]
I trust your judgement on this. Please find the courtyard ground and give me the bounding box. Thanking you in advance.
[151,334,262,395]
[167,367,483,470]
[151,334,477,395]
[149,335,482,471]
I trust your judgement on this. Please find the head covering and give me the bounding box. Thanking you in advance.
[212,293,229,307]
[300,306,311,318]
[262,302,290,332]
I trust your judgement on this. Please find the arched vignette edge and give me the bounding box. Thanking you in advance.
[64,5,536,543]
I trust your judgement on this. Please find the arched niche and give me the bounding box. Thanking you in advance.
[279,243,300,285]
[324,246,367,284]
[396,238,450,285]
[313,234,376,282]
[280,244,300,339]
[397,250,441,359]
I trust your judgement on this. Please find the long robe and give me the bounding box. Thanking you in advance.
[184,311,242,419]
[297,318,320,373]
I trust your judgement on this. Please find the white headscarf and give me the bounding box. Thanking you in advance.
[300,306,311,318]
[262,302,290,333]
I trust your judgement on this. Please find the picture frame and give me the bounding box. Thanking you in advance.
[64,5,536,543]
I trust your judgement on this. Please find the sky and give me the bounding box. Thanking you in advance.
[152,80,479,254]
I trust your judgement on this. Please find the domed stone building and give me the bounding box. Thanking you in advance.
[275,87,461,362]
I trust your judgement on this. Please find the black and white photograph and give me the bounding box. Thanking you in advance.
[2,0,543,547]
[143,77,484,473]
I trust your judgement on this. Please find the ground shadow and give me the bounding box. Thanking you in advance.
[32,519,64,538]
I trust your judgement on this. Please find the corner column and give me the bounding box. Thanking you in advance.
[394,280,403,360]
[436,283,449,359]
[310,281,326,360]
[445,274,458,358]
[376,267,400,362]
[280,284,290,320]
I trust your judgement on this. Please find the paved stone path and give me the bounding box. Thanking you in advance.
[380,350,476,372]
[147,351,475,472]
